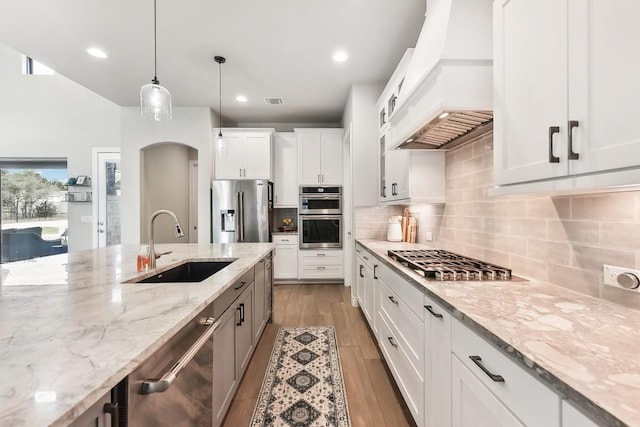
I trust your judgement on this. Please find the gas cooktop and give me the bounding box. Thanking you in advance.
[387,249,512,281]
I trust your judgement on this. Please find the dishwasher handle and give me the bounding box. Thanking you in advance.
[141,317,219,395]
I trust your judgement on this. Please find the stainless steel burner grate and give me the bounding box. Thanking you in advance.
[387,249,511,281]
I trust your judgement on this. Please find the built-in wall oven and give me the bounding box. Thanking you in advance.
[299,186,342,249]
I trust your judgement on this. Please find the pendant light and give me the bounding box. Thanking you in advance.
[140,0,172,121]
[214,55,226,155]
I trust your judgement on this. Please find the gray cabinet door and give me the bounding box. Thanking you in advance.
[213,306,237,427]
[235,284,254,376]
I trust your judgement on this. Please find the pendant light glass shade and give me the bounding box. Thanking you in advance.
[214,131,226,156]
[140,0,172,121]
[140,80,172,121]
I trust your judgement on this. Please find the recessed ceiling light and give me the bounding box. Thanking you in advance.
[86,47,108,59]
[332,50,348,62]
[236,95,248,103]
[438,111,450,119]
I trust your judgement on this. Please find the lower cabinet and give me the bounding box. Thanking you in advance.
[235,284,254,376]
[562,401,600,427]
[356,248,375,324]
[298,249,344,279]
[451,318,561,427]
[213,304,238,427]
[273,234,298,280]
[423,294,451,427]
[68,390,117,427]
[254,258,267,342]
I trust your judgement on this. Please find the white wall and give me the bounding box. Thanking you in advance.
[0,42,121,251]
[120,107,215,245]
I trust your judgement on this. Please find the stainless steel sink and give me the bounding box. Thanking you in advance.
[129,260,236,283]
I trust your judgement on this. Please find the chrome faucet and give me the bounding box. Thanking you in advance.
[147,209,185,269]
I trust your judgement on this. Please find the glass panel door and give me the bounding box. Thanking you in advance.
[96,152,121,247]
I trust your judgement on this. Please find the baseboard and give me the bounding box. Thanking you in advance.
[351,296,359,307]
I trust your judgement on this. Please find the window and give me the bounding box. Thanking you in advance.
[22,55,54,75]
[0,159,68,263]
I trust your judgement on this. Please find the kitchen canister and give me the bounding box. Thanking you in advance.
[387,216,403,242]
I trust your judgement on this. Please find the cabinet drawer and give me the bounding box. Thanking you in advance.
[299,249,343,266]
[273,234,298,245]
[299,264,344,279]
[376,262,424,317]
[355,245,374,268]
[452,319,561,427]
[379,278,424,374]
[378,311,423,424]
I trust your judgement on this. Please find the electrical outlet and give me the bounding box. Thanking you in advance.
[603,265,640,293]
[425,231,433,242]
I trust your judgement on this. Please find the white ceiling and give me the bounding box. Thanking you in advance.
[0,0,426,124]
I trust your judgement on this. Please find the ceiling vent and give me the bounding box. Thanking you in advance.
[264,97,284,105]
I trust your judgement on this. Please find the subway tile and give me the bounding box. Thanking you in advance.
[527,239,571,266]
[527,198,562,219]
[495,199,528,218]
[600,222,640,250]
[510,218,547,240]
[571,192,636,221]
[547,264,600,297]
[456,230,473,245]
[601,286,640,311]
[472,232,496,250]
[483,249,511,268]
[550,197,571,219]
[510,255,548,282]
[549,220,599,245]
[463,216,484,232]
[571,245,636,274]
[484,217,511,235]
[472,136,493,158]
[495,235,528,257]
[473,201,496,217]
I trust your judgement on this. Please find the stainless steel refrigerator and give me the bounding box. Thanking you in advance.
[211,180,273,243]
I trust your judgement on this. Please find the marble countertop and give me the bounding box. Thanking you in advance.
[357,239,640,427]
[0,242,274,427]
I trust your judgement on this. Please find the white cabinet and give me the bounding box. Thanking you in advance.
[494,0,640,191]
[355,247,375,325]
[562,401,600,427]
[274,132,298,207]
[298,249,343,280]
[384,148,445,204]
[423,294,451,427]
[273,234,298,280]
[451,318,561,427]
[296,129,344,185]
[214,129,274,180]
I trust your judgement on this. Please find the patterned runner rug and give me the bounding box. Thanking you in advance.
[250,326,351,427]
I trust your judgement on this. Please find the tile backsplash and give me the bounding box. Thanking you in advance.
[408,132,640,309]
[354,205,403,240]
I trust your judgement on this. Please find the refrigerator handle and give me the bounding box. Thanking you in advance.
[237,191,245,242]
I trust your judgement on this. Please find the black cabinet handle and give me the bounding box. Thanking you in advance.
[236,306,242,326]
[239,303,245,324]
[103,402,119,427]
[234,281,246,291]
[548,126,560,163]
[382,186,386,198]
[388,295,398,304]
[359,265,364,278]
[469,355,505,383]
[373,265,378,279]
[424,305,443,318]
[387,336,398,348]
[568,120,580,160]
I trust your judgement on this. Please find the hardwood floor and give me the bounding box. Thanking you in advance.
[222,283,414,427]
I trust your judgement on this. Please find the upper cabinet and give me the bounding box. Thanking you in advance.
[273,132,298,207]
[493,0,640,193]
[214,129,274,180]
[296,129,344,185]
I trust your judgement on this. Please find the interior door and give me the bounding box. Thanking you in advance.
[96,150,121,248]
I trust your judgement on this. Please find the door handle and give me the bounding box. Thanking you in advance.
[424,305,443,318]
[103,402,119,427]
[141,317,219,394]
[237,191,245,242]
[236,305,243,326]
[568,120,580,160]
[469,355,505,383]
[548,126,560,163]
[359,265,364,278]
[373,265,378,279]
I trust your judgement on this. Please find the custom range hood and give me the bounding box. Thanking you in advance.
[389,0,493,150]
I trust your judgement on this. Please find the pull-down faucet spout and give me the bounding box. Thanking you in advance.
[148,209,185,269]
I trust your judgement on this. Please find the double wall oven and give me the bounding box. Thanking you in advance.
[299,186,342,249]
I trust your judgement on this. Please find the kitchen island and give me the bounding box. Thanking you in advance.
[357,239,640,427]
[0,243,274,426]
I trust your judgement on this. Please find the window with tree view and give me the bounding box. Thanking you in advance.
[0,163,68,263]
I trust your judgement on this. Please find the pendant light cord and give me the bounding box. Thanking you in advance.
[153,0,158,84]
[218,59,222,136]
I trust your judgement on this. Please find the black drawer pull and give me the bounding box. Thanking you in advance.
[373,265,378,279]
[359,265,364,278]
[548,126,560,163]
[234,281,246,291]
[236,306,242,326]
[424,305,443,318]
[568,120,580,160]
[387,336,398,348]
[469,355,505,383]
[388,295,398,304]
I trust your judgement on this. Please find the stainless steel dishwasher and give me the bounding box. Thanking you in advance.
[128,303,218,426]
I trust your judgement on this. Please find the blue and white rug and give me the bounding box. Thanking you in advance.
[250,327,350,427]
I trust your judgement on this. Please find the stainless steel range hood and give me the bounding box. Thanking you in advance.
[389,0,493,150]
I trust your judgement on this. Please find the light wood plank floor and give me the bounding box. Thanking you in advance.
[222,284,414,427]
